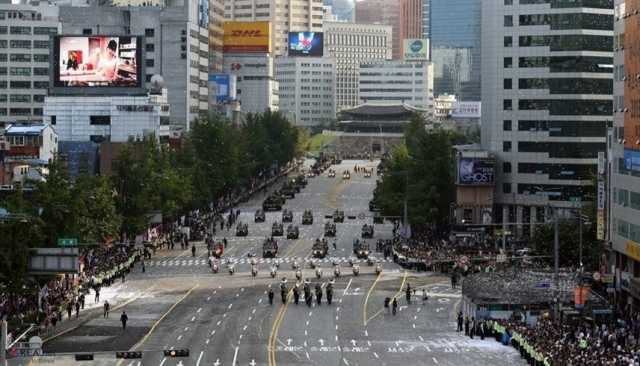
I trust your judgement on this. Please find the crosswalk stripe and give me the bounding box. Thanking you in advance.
[145,256,393,267]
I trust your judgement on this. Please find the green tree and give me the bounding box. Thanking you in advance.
[0,218,43,296]
[530,219,601,270]
[72,175,122,243]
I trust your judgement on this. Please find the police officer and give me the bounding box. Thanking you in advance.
[406,283,412,304]
[293,285,300,305]
[326,282,333,305]
[392,298,398,316]
[315,283,322,305]
[268,288,274,305]
[191,244,196,257]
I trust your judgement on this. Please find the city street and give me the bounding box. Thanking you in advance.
[34,160,524,366]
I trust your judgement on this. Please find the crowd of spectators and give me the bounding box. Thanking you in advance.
[493,315,640,366]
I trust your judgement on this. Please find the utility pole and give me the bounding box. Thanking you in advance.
[553,207,560,321]
[1,316,7,366]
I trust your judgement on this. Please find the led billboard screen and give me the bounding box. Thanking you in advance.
[54,36,142,88]
[288,32,324,57]
[458,158,495,185]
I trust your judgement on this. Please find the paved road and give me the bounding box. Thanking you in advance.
[28,160,525,366]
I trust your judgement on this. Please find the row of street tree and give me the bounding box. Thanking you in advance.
[0,112,301,293]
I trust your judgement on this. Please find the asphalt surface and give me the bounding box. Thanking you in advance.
[25,159,525,366]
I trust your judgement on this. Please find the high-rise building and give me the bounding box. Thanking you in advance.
[358,60,434,113]
[354,0,401,60]
[223,54,279,113]
[430,0,480,101]
[224,0,324,57]
[59,1,210,131]
[611,0,640,309]
[275,57,336,127]
[324,21,392,111]
[209,0,225,73]
[481,0,613,237]
[323,0,354,22]
[0,2,60,127]
[400,0,423,53]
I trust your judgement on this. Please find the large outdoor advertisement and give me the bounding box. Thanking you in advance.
[403,39,429,61]
[457,158,495,185]
[288,32,324,57]
[223,21,271,53]
[54,36,141,88]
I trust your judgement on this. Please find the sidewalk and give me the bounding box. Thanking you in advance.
[40,270,154,343]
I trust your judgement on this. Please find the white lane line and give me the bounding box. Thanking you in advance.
[306,321,310,326]
[211,330,216,336]
[127,361,134,366]
[367,341,372,347]
[196,351,204,366]
[335,325,339,330]
[252,309,256,314]
[414,315,418,320]
[159,357,167,366]
[308,311,313,317]
[206,339,210,344]
[191,316,196,322]
[197,307,202,313]
[207,296,211,301]
[412,324,416,329]
[343,278,353,295]
[373,352,379,359]
[433,357,439,364]
[228,304,233,309]
[304,330,308,336]
[177,335,183,341]
[232,346,240,366]
[184,327,189,332]
[259,299,263,304]
[419,335,424,342]
[223,313,227,318]
[239,334,243,340]
[364,330,368,337]
[343,358,350,365]
[306,351,311,360]
[243,325,248,331]
[217,321,222,326]
[335,335,339,341]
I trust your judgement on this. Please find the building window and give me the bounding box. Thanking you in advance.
[10,26,31,35]
[50,115,56,125]
[145,28,155,37]
[503,162,512,173]
[82,28,92,35]
[503,99,513,110]
[505,0,513,4]
[504,57,513,68]
[89,115,111,125]
[145,43,155,52]
[33,54,49,63]
[146,74,153,82]
[504,78,512,89]
[503,141,512,152]
[503,120,512,131]
[504,16,513,27]
[33,67,48,76]
[503,183,512,194]
[504,36,513,47]
[146,59,154,67]
[10,40,31,49]
[10,67,30,76]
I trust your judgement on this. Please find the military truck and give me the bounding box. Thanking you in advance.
[281,182,296,199]
[236,222,248,237]
[361,224,374,238]
[286,224,299,239]
[262,238,279,258]
[353,239,370,259]
[282,209,293,223]
[272,222,284,236]
[294,174,308,189]
[263,195,284,211]
[312,238,329,258]
[324,222,336,237]
[333,210,345,223]
[302,210,313,225]
[255,209,266,223]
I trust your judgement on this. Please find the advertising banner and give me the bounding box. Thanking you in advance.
[457,158,495,185]
[597,177,605,240]
[624,149,640,172]
[288,32,324,57]
[209,73,237,103]
[223,21,271,53]
[452,102,482,118]
[403,39,429,61]
[54,36,141,87]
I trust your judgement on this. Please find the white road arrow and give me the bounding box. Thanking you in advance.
[350,340,357,347]
[319,339,325,346]
[249,360,256,366]
[287,338,293,346]
[177,362,184,366]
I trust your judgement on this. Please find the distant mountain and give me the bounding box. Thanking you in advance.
[324,0,354,21]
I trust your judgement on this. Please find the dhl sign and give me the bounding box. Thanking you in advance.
[223,21,271,53]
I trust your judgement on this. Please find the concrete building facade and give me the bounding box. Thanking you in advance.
[358,60,434,113]
[481,0,613,238]
[0,2,60,127]
[354,0,401,60]
[275,56,336,127]
[223,53,279,113]
[400,0,423,54]
[59,0,210,131]
[324,21,392,111]
[223,0,324,57]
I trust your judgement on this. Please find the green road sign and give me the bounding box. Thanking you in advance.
[57,238,78,247]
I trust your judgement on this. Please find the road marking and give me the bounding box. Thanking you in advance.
[363,272,383,326]
[214,359,221,366]
[232,346,240,366]
[433,357,439,364]
[343,278,353,295]
[243,325,248,331]
[252,309,256,314]
[159,358,167,366]
[130,285,198,351]
[196,351,204,366]
[412,324,416,329]
[211,330,216,336]
[306,321,310,326]
[373,352,379,359]
[197,307,202,313]
[335,325,339,330]
[223,314,228,318]
[177,335,182,341]
[335,335,339,342]
[184,327,189,331]
[419,336,424,341]
[248,316,252,321]
[364,330,368,337]
[229,304,233,309]
[207,297,211,301]
[366,271,408,325]
[217,321,222,326]
[259,299,263,304]
[304,330,308,336]
[306,351,311,360]
[367,341,371,347]
[343,358,350,365]
[206,339,210,344]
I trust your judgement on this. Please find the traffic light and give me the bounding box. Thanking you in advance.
[75,354,94,361]
[163,349,189,357]
[116,351,143,359]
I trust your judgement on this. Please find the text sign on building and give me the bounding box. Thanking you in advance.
[457,158,495,185]
[223,21,271,53]
[209,73,237,103]
[451,102,482,118]
[116,105,154,112]
[403,39,429,61]
[597,177,606,240]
